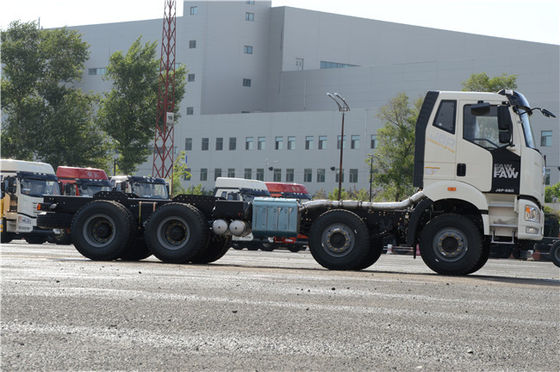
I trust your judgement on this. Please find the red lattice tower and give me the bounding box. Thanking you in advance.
[152,0,177,182]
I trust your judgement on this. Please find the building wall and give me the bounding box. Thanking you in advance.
[70,0,559,190]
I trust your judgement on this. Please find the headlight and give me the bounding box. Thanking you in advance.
[524,205,540,223]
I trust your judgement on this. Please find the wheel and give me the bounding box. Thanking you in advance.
[353,235,384,270]
[24,236,47,244]
[190,234,231,264]
[120,237,151,261]
[1,219,14,243]
[71,200,135,261]
[551,241,560,268]
[309,209,370,270]
[419,213,483,275]
[144,203,207,264]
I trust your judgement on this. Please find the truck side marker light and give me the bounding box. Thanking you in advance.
[447,187,456,192]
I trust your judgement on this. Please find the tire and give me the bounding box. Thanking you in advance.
[120,237,152,261]
[551,241,560,268]
[144,203,207,264]
[1,219,14,243]
[309,209,370,270]
[190,234,231,264]
[419,213,483,275]
[467,240,490,274]
[71,200,134,261]
[353,235,383,270]
[24,236,47,244]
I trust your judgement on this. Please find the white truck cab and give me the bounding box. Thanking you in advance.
[414,89,548,245]
[214,177,270,201]
[1,159,59,244]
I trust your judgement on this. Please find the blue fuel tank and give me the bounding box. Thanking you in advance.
[251,197,299,238]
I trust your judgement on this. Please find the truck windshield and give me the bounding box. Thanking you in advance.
[518,109,536,149]
[78,182,112,197]
[20,178,60,197]
[131,182,169,199]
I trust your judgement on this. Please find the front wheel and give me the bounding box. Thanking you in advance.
[550,241,560,268]
[419,213,483,275]
[309,209,370,270]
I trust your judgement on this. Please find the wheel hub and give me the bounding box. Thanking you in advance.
[435,229,466,261]
[322,224,354,256]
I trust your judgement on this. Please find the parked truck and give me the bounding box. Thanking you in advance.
[1,159,60,244]
[37,90,555,275]
[110,175,169,199]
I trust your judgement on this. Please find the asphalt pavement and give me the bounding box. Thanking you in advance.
[1,241,559,371]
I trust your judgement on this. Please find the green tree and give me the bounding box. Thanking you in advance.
[98,37,187,174]
[328,188,350,200]
[1,21,108,168]
[545,182,560,203]
[371,93,422,201]
[171,151,191,196]
[462,72,517,92]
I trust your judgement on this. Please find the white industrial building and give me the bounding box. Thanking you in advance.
[72,0,560,194]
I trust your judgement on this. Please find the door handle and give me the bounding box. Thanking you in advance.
[457,163,466,177]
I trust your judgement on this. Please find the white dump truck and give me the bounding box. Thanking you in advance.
[37,90,555,275]
[1,159,60,244]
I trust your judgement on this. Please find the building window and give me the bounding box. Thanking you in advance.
[190,6,198,15]
[183,168,192,181]
[351,135,360,149]
[320,61,358,69]
[273,168,282,182]
[245,12,255,21]
[188,74,195,82]
[275,136,283,150]
[229,137,237,150]
[256,168,264,181]
[184,138,192,151]
[337,135,347,150]
[189,40,197,49]
[286,168,294,182]
[216,137,223,151]
[200,168,207,181]
[304,169,312,183]
[246,0,255,4]
[296,57,304,71]
[287,136,296,150]
[228,168,235,178]
[214,168,222,180]
[201,138,209,151]
[257,136,266,150]
[541,130,553,147]
[88,67,106,76]
[245,136,254,150]
[242,78,252,87]
[317,168,325,183]
[349,169,358,183]
[305,136,314,150]
[370,135,377,149]
[545,168,551,185]
[186,107,194,115]
[318,135,327,150]
[244,45,253,54]
[244,168,252,179]
[335,169,345,183]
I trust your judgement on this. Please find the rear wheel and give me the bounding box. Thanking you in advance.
[309,209,370,270]
[144,203,207,264]
[120,237,151,261]
[551,241,560,268]
[419,213,483,275]
[71,200,135,260]
[191,234,231,264]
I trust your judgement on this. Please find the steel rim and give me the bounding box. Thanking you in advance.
[433,227,468,262]
[321,223,355,257]
[157,216,190,251]
[83,214,116,248]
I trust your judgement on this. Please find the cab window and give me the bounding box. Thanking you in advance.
[433,100,456,133]
[463,105,503,150]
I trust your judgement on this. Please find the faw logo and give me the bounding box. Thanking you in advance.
[493,164,519,179]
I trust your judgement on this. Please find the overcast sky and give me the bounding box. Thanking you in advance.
[1,0,559,45]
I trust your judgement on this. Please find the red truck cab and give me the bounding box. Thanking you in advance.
[56,166,112,197]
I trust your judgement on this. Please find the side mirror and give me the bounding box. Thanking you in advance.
[498,106,513,131]
[6,177,17,194]
[120,182,127,192]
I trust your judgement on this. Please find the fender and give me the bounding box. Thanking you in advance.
[422,180,490,235]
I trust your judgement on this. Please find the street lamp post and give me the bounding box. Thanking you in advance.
[368,154,374,202]
[327,93,350,201]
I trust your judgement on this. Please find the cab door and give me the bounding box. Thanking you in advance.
[456,102,520,194]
